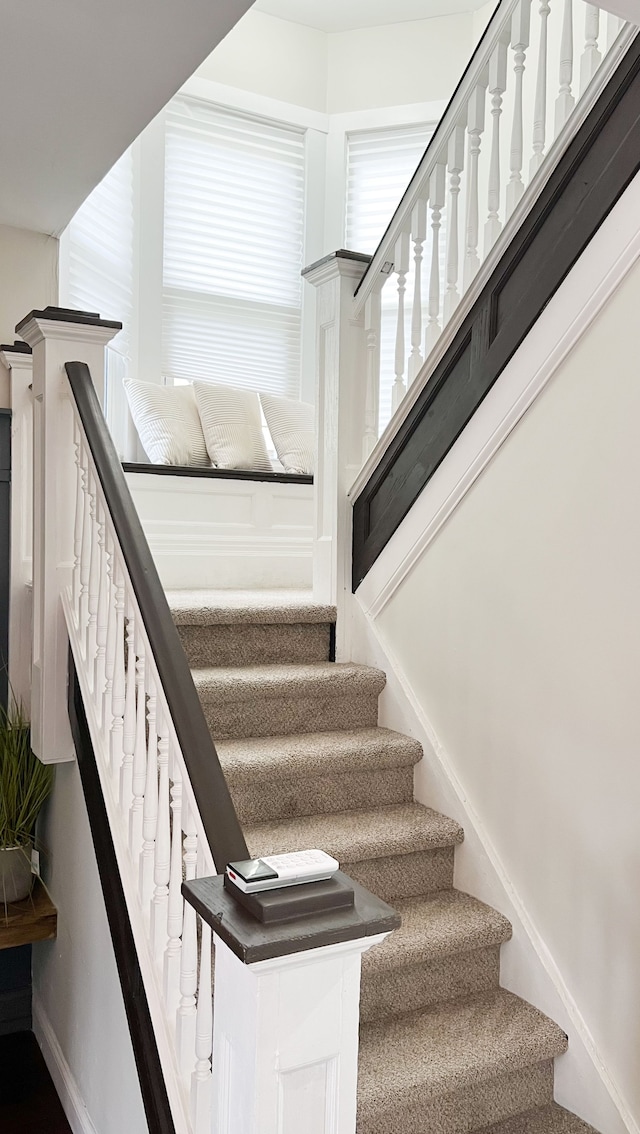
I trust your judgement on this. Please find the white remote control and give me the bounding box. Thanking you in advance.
[226,849,339,894]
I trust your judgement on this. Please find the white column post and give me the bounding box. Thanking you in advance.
[182,871,397,1134]
[15,307,120,763]
[0,344,34,715]
[303,252,369,659]
[212,935,386,1134]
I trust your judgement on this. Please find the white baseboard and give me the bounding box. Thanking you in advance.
[32,996,99,1134]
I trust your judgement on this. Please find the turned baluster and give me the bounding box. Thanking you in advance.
[530,0,551,176]
[72,428,84,617]
[85,472,100,675]
[363,291,381,458]
[164,765,183,1017]
[120,600,136,811]
[139,673,158,908]
[93,501,109,715]
[443,123,466,323]
[485,39,509,253]
[463,84,487,291]
[555,0,575,134]
[425,164,446,354]
[392,231,411,412]
[150,713,171,962]
[79,455,92,645]
[191,917,213,1134]
[408,199,427,383]
[176,808,198,1078]
[102,532,117,733]
[110,562,126,784]
[580,4,601,94]
[506,0,531,219]
[129,629,147,857]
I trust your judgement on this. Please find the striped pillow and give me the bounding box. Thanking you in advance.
[260,393,314,475]
[193,382,273,472]
[124,379,210,466]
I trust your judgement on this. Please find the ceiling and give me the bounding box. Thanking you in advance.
[0,0,254,236]
[253,0,489,33]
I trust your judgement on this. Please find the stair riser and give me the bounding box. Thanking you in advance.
[357,1060,554,1134]
[178,622,332,667]
[203,694,380,740]
[230,766,415,823]
[347,848,455,902]
[360,946,501,1024]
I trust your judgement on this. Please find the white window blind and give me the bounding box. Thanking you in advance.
[162,97,305,397]
[345,124,440,433]
[66,150,134,360]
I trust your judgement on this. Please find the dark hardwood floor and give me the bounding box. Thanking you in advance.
[0,1030,72,1133]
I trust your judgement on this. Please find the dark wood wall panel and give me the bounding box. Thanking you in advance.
[353,35,640,590]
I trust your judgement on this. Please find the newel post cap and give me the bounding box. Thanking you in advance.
[302,249,372,290]
[15,306,122,349]
[182,871,399,966]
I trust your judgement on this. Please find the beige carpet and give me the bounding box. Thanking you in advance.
[169,589,600,1134]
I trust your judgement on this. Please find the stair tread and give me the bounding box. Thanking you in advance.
[192,661,386,702]
[246,802,464,864]
[216,726,422,785]
[478,1102,600,1133]
[362,890,512,976]
[168,588,336,626]
[357,989,568,1117]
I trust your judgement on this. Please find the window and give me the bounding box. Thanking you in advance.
[64,150,135,437]
[162,97,306,398]
[345,124,437,432]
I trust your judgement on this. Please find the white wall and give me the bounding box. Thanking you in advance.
[32,760,148,1134]
[0,225,58,402]
[196,9,328,111]
[374,254,640,1129]
[196,7,482,114]
[327,13,476,112]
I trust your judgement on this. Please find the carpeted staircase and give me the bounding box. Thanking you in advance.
[169,589,599,1134]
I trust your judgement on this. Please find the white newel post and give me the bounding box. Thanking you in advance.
[182,873,397,1134]
[302,252,370,656]
[0,344,34,714]
[15,308,121,763]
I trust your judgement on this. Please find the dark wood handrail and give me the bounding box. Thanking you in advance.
[353,0,503,301]
[65,361,249,868]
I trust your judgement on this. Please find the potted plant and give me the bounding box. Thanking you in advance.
[0,702,54,904]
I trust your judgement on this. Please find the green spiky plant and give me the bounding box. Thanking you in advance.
[0,702,54,850]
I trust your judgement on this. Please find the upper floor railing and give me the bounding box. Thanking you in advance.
[352,0,633,465]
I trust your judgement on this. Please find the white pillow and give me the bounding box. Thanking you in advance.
[260,393,314,475]
[124,380,210,466]
[193,382,273,472]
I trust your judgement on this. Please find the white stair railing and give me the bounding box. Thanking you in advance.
[64,364,238,1134]
[16,308,397,1134]
[351,0,634,457]
[15,307,248,1134]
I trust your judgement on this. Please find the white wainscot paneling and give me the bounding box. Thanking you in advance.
[126,471,314,589]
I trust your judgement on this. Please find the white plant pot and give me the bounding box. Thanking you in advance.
[0,845,33,903]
